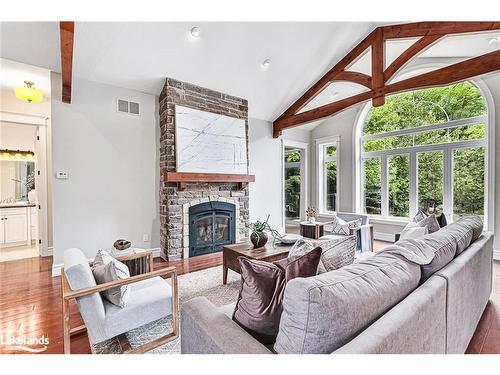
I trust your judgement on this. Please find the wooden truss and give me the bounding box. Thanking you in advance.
[273,22,500,138]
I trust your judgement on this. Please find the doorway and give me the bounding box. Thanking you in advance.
[282,140,308,233]
[0,112,50,262]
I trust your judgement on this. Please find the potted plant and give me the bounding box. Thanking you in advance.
[248,215,282,248]
[306,207,317,224]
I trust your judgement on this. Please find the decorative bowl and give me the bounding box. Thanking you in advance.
[279,233,303,244]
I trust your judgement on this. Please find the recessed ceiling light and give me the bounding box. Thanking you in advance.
[331,92,339,99]
[261,59,271,68]
[487,37,499,45]
[190,27,200,39]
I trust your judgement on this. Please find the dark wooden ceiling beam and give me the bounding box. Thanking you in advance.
[60,21,74,104]
[273,32,375,127]
[273,49,500,132]
[384,35,442,82]
[273,21,500,137]
[334,71,372,88]
[371,28,385,107]
[382,21,500,39]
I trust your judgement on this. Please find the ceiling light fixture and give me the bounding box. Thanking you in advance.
[331,92,339,99]
[487,37,499,45]
[190,27,200,39]
[14,81,43,103]
[261,59,271,69]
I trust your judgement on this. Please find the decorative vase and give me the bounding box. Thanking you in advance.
[250,231,268,248]
[28,189,36,204]
[308,216,316,224]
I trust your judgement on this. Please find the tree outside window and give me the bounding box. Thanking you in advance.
[361,81,487,220]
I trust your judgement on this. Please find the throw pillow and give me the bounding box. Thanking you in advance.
[288,237,356,273]
[92,249,131,308]
[417,214,441,234]
[435,212,447,228]
[232,248,322,345]
[399,226,428,240]
[412,210,428,223]
[330,216,362,235]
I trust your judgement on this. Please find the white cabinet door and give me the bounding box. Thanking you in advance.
[4,214,28,243]
[0,220,4,244]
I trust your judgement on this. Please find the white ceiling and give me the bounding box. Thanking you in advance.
[1,22,499,125]
[0,58,51,98]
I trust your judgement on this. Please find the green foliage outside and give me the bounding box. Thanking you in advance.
[285,150,301,219]
[363,82,487,217]
[325,146,337,211]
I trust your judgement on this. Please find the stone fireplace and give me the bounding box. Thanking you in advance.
[159,78,249,260]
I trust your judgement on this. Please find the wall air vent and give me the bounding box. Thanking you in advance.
[117,99,140,115]
[129,101,140,115]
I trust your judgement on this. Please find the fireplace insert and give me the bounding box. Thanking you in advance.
[189,201,236,257]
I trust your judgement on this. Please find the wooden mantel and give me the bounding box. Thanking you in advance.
[165,172,255,191]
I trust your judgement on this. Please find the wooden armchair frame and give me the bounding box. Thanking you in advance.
[61,251,179,354]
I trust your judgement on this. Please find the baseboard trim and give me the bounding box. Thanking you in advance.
[494,249,500,261]
[374,231,395,242]
[51,247,162,277]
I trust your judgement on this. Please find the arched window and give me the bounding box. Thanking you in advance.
[360,81,488,223]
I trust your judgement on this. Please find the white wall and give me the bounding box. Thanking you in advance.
[248,118,310,232]
[0,122,37,151]
[482,74,500,258]
[311,107,360,213]
[51,75,160,270]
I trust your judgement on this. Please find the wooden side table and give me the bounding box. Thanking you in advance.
[300,221,325,239]
[222,241,293,284]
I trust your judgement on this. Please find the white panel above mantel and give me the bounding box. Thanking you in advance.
[175,105,248,174]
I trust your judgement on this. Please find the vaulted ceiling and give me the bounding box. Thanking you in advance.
[1,22,499,125]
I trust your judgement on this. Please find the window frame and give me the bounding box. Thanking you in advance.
[316,136,340,215]
[360,114,488,221]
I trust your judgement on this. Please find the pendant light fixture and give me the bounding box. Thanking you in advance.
[14,81,44,103]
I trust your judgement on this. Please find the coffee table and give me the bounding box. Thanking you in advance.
[222,241,293,284]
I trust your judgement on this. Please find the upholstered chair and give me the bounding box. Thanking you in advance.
[61,248,178,354]
[321,212,374,252]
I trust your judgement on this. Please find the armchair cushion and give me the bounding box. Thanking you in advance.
[101,276,173,342]
[92,249,131,308]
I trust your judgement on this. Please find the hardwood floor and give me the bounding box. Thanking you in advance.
[0,244,499,354]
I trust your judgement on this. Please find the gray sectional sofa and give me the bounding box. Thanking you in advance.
[181,216,493,354]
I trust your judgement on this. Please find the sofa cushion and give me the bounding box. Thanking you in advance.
[399,221,428,241]
[274,252,421,354]
[454,215,483,243]
[288,236,356,274]
[232,248,322,345]
[440,215,482,255]
[418,231,458,280]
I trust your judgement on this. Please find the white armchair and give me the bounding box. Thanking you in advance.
[61,248,179,354]
[322,212,374,252]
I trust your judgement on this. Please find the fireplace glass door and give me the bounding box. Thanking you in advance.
[189,202,235,257]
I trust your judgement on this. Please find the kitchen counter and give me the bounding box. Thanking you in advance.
[0,203,37,209]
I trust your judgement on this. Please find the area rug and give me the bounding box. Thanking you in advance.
[91,266,241,354]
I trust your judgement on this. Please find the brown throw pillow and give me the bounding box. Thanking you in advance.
[232,247,322,344]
